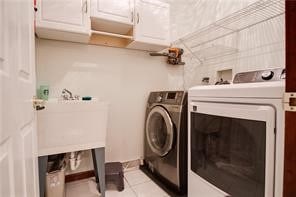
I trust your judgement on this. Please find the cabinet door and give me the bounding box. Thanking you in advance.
[134,0,170,46]
[91,0,133,25]
[36,0,90,34]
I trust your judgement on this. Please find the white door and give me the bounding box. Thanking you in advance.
[36,0,90,34]
[91,0,133,25]
[134,0,170,46]
[188,102,275,197]
[0,0,38,197]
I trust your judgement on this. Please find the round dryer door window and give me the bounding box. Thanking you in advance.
[146,106,174,157]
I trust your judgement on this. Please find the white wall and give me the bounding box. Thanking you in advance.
[170,0,285,87]
[36,39,184,163]
[170,0,259,42]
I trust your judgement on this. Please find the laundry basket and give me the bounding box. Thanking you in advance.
[45,154,66,197]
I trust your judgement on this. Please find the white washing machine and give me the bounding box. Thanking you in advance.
[188,68,285,197]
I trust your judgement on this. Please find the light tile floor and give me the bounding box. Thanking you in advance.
[66,169,169,197]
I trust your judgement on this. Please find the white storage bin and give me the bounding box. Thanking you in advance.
[46,162,66,197]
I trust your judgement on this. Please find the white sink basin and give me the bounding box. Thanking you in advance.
[37,98,109,156]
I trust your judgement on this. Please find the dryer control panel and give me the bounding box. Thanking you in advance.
[233,68,285,84]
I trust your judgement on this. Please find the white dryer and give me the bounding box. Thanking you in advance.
[188,68,285,197]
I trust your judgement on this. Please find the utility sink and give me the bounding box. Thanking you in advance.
[37,98,109,156]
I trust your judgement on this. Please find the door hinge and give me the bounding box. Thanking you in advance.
[137,13,140,24]
[82,0,87,13]
[131,11,134,23]
[283,92,296,112]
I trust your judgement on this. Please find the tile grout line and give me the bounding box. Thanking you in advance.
[124,169,162,196]
[129,180,170,197]
[124,177,139,197]
[129,179,152,188]
[124,170,152,186]
[130,186,138,197]
[124,177,132,188]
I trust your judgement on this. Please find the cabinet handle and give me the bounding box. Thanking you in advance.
[82,0,87,13]
[137,13,140,24]
[131,11,134,23]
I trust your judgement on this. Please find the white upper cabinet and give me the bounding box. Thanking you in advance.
[128,0,170,51]
[91,0,133,26]
[36,0,91,42]
[90,0,133,34]
[35,0,171,50]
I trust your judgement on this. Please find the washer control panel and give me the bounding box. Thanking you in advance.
[233,68,285,84]
[148,91,187,105]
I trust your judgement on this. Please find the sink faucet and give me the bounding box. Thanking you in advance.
[61,88,73,100]
[61,89,80,100]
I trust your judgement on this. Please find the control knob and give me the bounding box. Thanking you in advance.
[261,71,274,80]
[156,96,163,102]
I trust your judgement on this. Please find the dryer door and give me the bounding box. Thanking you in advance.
[146,106,174,157]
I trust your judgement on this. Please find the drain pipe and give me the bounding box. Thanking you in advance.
[69,151,82,171]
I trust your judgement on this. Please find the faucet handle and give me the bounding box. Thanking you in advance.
[61,88,74,100]
[74,95,80,100]
[61,93,69,100]
[62,88,71,94]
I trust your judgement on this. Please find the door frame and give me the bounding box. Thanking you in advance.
[284,1,296,196]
